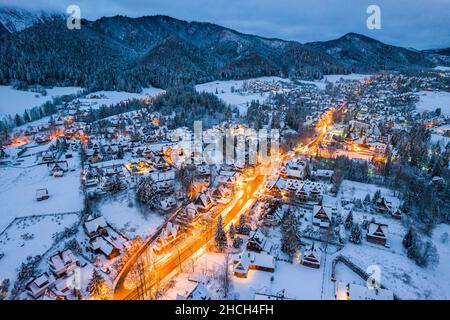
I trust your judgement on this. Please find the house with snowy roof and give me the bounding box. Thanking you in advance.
[192,192,214,213]
[83,216,108,238]
[336,282,394,300]
[155,196,177,212]
[374,197,393,214]
[265,177,285,197]
[233,250,275,278]
[212,184,232,204]
[312,169,334,182]
[175,282,211,300]
[312,205,335,229]
[284,158,310,180]
[26,272,56,299]
[216,169,239,185]
[301,243,320,268]
[89,236,121,260]
[48,249,79,278]
[47,161,69,177]
[247,229,273,253]
[366,222,388,246]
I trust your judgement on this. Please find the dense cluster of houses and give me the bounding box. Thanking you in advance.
[26,249,81,300]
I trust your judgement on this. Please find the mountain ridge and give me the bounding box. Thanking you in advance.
[0,7,447,92]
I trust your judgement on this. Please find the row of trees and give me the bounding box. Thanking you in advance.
[153,85,234,129]
[84,98,149,124]
[403,228,439,268]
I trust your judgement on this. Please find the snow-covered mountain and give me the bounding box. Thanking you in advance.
[0,6,62,33]
[0,6,448,92]
[307,32,437,72]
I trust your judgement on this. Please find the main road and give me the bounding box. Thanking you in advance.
[113,174,265,300]
[112,107,336,300]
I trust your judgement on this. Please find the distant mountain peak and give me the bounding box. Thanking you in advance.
[340,32,377,43]
[0,5,63,33]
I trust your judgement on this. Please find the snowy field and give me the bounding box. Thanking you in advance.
[322,73,371,84]
[414,91,450,116]
[434,66,450,71]
[338,180,401,208]
[195,77,286,115]
[196,74,370,115]
[77,87,165,111]
[0,85,83,118]
[0,154,83,231]
[95,190,166,239]
[0,213,79,282]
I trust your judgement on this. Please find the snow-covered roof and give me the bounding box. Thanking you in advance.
[49,249,77,273]
[84,216,107,235]
[233,250,275,274]
[367,222,388,239]
[90,236,115,255]
[347,283,394,300]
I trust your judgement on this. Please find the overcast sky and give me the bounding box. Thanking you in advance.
[2,0,449,49]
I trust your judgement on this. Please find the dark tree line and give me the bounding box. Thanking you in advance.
[153,85,233,129]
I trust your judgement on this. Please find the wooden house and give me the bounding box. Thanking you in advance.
[366,222,388,245]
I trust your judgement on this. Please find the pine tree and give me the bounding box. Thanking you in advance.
[228,223,236,239]
[403,227,415,249]
[373,189,381,203]
[236,214,250,234]
[238,214,245,229]
[281,210,300,258]
[87,269,110,300]
[345,211,353,229]
[349,223,362,244]
[363,194,371,206]
[215,215,228,252]
[136,176,157,207]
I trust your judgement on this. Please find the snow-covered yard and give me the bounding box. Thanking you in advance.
[0,213,79,282]
[163,248,324,300]
[335,180,450,299]
[0,155,83,231]
[95,190,166,239]
[339,180,401,208]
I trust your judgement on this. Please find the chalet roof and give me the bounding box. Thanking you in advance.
[233,250,275,274]
[367,222,388,239]
[194,192,213,208]
[84,216,107,235]
[49,249,77,272]
[249,229,267,247]
[313,205,333,221]
[158,197,177,210]
[303,243,320,262]
[89,236,118,256]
